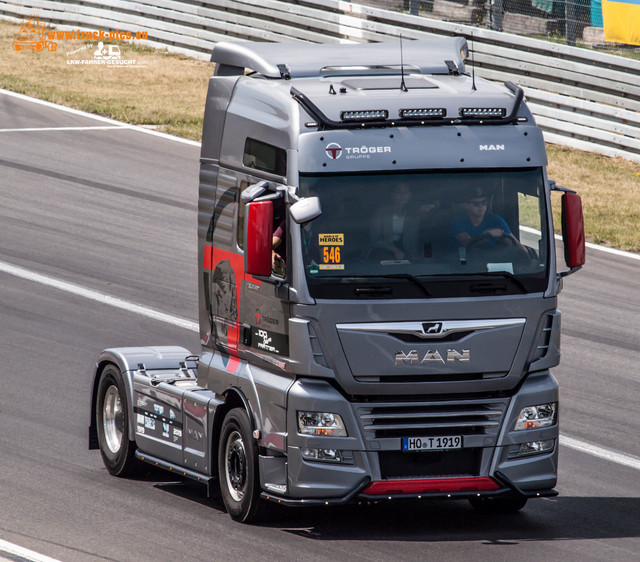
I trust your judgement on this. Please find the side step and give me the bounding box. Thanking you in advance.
[135,451,216,495]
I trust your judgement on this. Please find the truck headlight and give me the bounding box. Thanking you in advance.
[301,448,342,462]
[518,439,555,456]
[508,439,555,458]
[297,411,347,437]
[514,402,557,431]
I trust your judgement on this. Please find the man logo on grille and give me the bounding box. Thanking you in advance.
[423,322,443,334]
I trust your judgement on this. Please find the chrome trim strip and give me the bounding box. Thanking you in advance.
[360,410,503,421]
[336,318,526,339]
[362,420,501,431]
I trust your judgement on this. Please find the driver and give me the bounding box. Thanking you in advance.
[451,187,523,250]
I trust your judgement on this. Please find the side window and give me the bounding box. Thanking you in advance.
[518,190,547,265]
[243,138,287,176]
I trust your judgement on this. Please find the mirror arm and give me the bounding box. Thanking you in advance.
[549,180,576,194]
[558,265,582,279]
[254,191,283,203]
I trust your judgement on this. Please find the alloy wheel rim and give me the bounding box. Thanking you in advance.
[103,385,124,454]
[225,430,247,502]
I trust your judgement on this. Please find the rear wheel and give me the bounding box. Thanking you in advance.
[469,495,528,513]
[96,365,142,476]
[218,408,263,523]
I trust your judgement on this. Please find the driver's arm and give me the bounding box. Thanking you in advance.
[456,232,472,247]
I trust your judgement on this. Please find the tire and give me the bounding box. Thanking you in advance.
[96,365,142,477]
[218,408,263,523]
[469,495,528,513]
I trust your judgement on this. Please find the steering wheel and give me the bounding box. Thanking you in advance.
[466,231,495,249]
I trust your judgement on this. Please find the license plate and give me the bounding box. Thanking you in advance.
[402,435,463,451]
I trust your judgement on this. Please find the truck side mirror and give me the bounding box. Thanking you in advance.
[290,196,321,224]
[245,200,273,277]
[560,192,585,275]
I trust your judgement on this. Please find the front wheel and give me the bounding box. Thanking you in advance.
[469,495,528,513]
[96,365,142,477]
[218,408,263,523]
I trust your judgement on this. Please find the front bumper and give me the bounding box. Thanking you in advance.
[262,472,557,507]
[280,371,559,502]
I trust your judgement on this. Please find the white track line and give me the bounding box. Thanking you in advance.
[0,88,200,147]
[0,125,127,132]
[1,257,639,473]
[560,436,640,472]
[0,539,61,562]
[585,241,640,261]
[0,260,198,333]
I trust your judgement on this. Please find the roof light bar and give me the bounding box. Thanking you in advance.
[460,107,506,118]
[341,109,388,122]
[400,108,446,119]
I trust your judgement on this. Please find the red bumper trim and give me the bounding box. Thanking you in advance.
[362,477,501,496]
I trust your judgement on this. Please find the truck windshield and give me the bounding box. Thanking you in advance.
[298,168,549,299]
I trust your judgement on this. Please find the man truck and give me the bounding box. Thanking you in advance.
[89,38,585,522]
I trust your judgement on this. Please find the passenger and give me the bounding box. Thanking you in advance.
[369,183,419,260]
[452,188,525,251]
[272,219,286,273]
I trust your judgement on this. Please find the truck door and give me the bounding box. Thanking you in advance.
[237,179,291,363]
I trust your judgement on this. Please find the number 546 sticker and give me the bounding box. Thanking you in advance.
[323,246,341,263]
[319,233,345,270]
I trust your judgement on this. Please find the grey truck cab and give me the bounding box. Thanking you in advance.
[89,38,585,522]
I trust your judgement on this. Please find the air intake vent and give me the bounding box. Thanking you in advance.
[357,398,509,439]
[533,314,554,361]
[378,448,482,479]
[308,323,328,368]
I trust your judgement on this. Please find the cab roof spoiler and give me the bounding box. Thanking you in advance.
[211,38,469,78]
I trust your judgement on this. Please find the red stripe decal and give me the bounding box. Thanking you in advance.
[204,245,213,271]
[362,477,501,496]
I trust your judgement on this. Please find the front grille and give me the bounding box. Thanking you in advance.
[379,449,482,479]
[357,398,509,439]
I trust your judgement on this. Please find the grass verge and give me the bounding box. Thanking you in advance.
[1,19,211,139]
[2,19,639,252]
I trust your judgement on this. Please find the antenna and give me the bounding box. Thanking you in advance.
[400,34,408,92]
[470,33,477,91]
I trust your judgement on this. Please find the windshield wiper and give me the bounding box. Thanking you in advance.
[470,271,528,294]
[354,286,392,296]
[370,273,432,297]
[316,274,432,297]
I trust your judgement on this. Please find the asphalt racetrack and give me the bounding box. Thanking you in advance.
[1,89,639,561]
